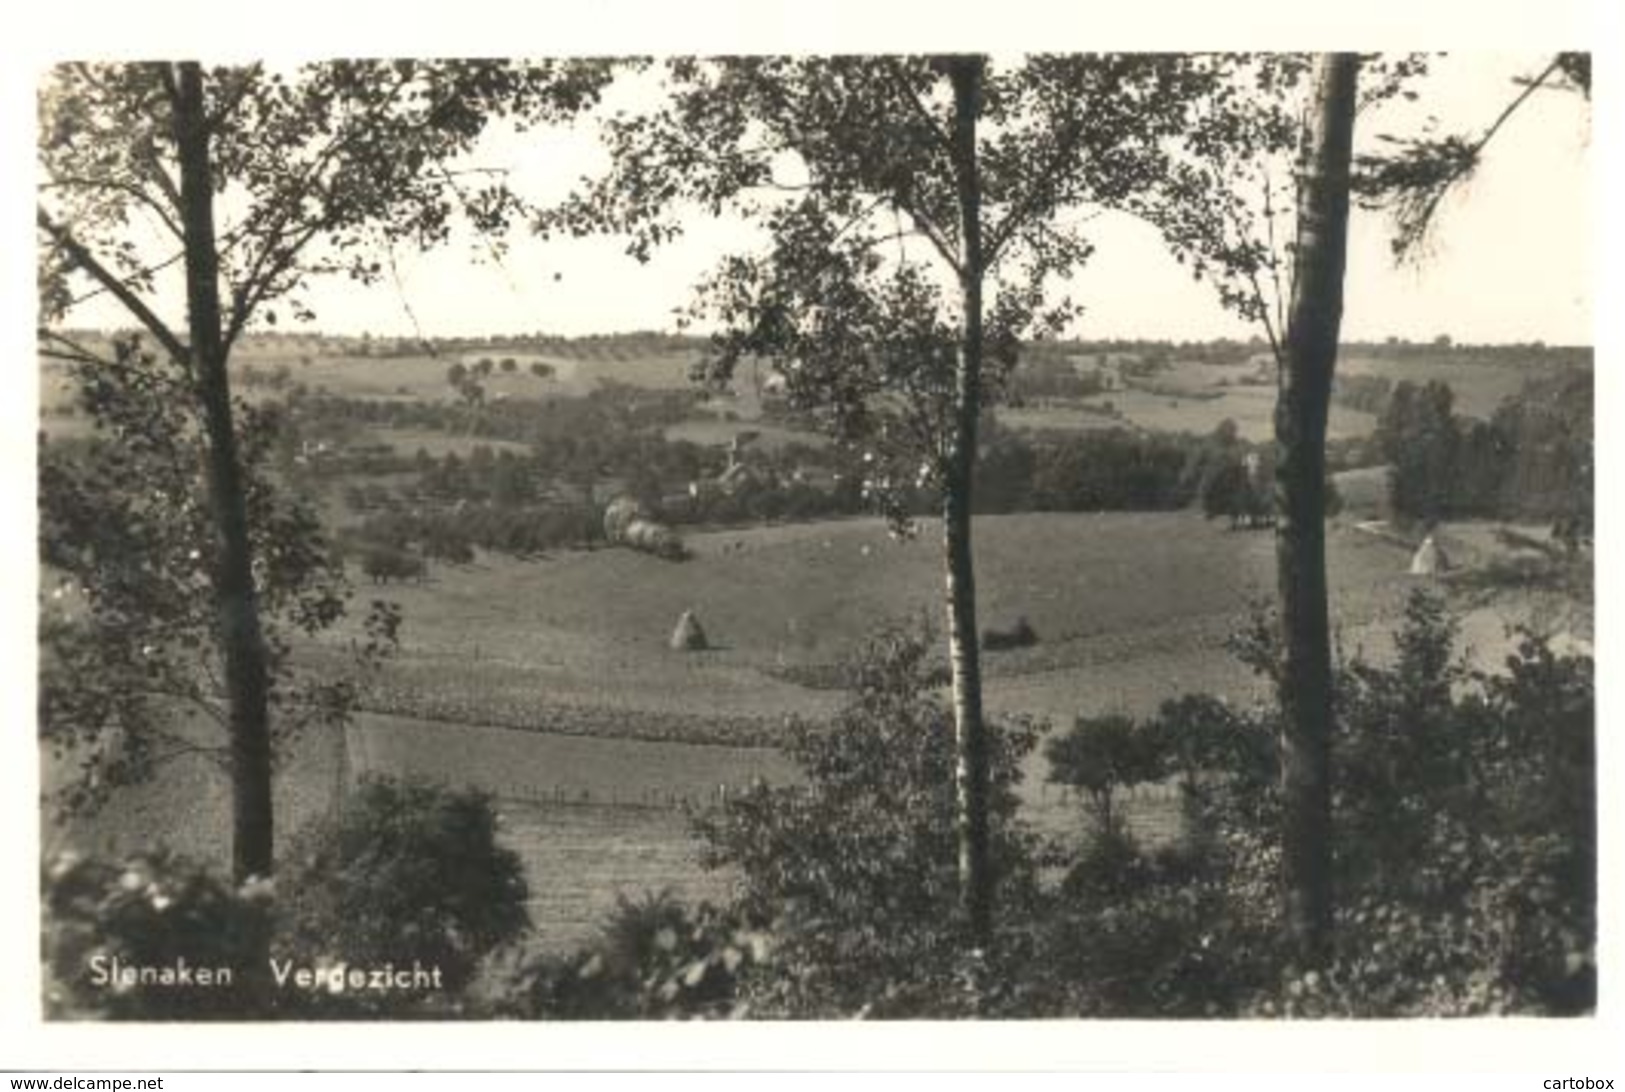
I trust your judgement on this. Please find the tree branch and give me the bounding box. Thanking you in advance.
[38,208,189,364]
[59,244,190,312]
[35,331,173,383]
[883,59,957,165]
[1264,171,1288,354]
[1473,56,1566,162]
[222,217,326,354]
[1383,55,1566,261]
[41,176,185,242]
[1220,195,1284,367]
[984,119,1090,264]
[892,191,961,274]
[138,139,186,213]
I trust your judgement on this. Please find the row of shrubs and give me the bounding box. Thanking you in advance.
[44,590,1594,1020]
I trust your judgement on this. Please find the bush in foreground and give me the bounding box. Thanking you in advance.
[689,623,1047,1017]
[43,777,530,1020]
[1036,590,1595,1018]
[42,851,271,1020]
[276,777,531,1009]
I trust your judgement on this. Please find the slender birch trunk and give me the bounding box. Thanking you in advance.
[944,56,992,947]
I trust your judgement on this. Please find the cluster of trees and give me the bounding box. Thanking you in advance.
[289,385,704,484]
[1376,372,1592,543]
[978,430,1195,514]
[352,502,602,563]
[1036,595,1594,1016]
[978,420,1332,530]
[1331,373,1395,415]
[1201,454,1276,529]
[292,381,700,441]
[329,410,1329,555]
[668,473,869,529]
[1001,354,1109,404]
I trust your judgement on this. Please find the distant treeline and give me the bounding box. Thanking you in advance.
[1346,338,1593,368]
[64,326,1594,371]
[290,381,702,474]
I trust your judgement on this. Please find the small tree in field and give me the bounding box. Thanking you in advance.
[1045,713,1165,843]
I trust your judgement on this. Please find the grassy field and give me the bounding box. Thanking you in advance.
[336,511,1408,681]
[997,405,1123,433]
[1069,386,1379,442]
[221,347,705,403]
[1332,464,1391,521]
[319,510,1419,841]
[496,803,739,952]
[1337,353,1555,420]
[306,511,1425,778]
[995,350,1571,440]
[53,504,1571,955]
[662,418,830,452]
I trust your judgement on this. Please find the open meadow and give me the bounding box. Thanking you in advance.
[56,508,1450,950]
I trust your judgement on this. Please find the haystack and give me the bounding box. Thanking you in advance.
[982,615,1038,651]
[1409,534,1449,576]
[603,495,650,542]
[670,609,709,651]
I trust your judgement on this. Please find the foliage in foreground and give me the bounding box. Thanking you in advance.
[1040,591,1595,1017]
[43,599,1593,1020]
[43,777,529,1020]
[38,337,398,817]
[652,595,1594,1018]
[687,624,1048,1017]
[274,777,532,1009]
[42,850,273,1020]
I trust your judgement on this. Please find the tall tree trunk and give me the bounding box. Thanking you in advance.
[1275,52,1359,967]
[944,55,992,948]
[174,62,276,884]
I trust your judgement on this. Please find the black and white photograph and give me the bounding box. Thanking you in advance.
[6,0,1618,1073]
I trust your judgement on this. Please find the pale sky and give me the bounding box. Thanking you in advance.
[56,53,1592,347]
